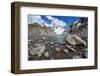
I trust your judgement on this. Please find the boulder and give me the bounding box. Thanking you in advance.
[66,34,86,46]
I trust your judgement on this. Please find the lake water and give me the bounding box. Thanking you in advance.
[28,35,67,43]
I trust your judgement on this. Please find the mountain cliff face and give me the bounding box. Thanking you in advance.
[69,17,88,42]
[28,23,56,36]
[65,17,88,59]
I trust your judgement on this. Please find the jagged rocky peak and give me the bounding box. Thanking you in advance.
[66,17,88,46]
[70,17,88,32]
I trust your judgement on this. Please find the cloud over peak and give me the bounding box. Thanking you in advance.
[46,16,67,28]
[28,15,67,35]
[28,15,44,25]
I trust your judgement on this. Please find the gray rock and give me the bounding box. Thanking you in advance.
[63,49,68,53]
[29,43,46,57]
[66,34,86,46]
[55,47,60,52]
[73,56,81,59]
[44,52,49,57]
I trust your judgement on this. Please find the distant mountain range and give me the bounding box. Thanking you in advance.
[28,22,67,36]
[28,22,68,43]
[28,23,56,36]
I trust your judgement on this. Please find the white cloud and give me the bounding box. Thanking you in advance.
[46,16,54,20]
[46,16,67,35]
[28,15,44,25]
[46,16,67,28]
[51,18,66,28]
[44,23,50,27]
[28,15,67,35]
[54,28,65,35]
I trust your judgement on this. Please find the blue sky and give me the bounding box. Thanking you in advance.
[42,15,80,28]
[28,15,80,29]
[28,15,81,35]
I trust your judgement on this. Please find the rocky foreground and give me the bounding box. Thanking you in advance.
[28,17,88,60]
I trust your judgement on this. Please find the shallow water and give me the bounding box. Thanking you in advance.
[28,35,66,43]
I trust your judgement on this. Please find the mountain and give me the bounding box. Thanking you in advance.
[69,17,88,42]
[28,23,56,36]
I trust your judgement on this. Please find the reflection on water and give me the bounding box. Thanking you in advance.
[28,35,67,43]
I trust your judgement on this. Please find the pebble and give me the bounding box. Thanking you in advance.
[44,52,49,57]
[50,42,54,45]
[73,56,81,59]
[63,49,68,53]
[55,48,60,52]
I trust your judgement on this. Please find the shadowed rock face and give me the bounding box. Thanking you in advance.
[69,17,88,42]
[65,17,88,58]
